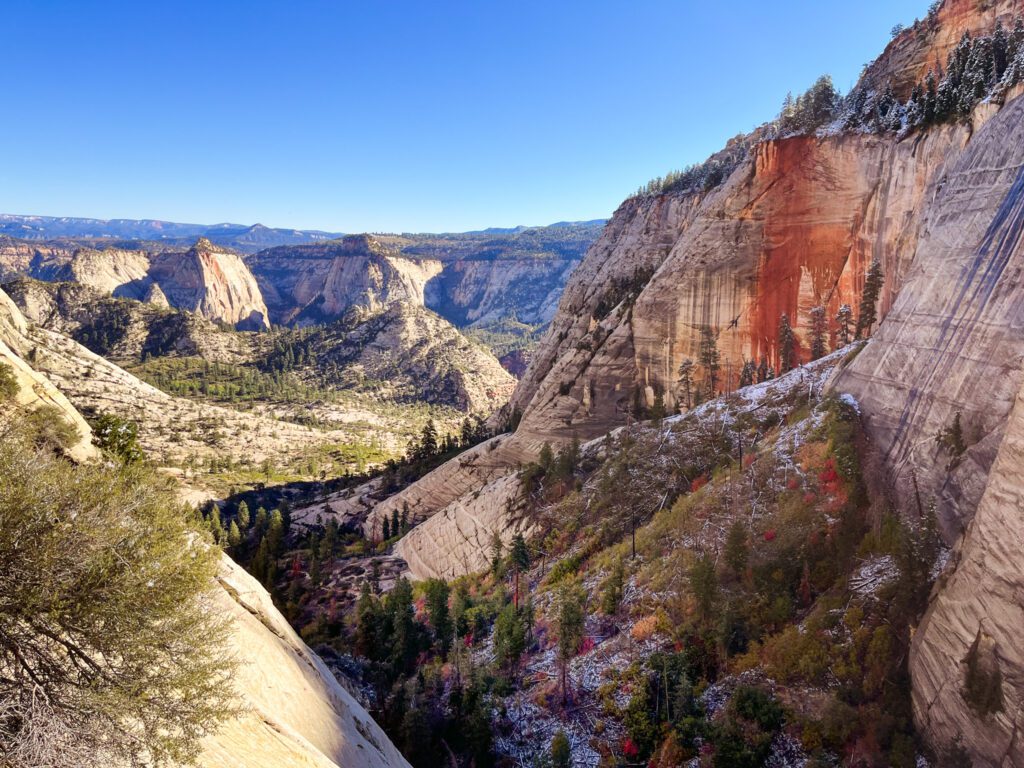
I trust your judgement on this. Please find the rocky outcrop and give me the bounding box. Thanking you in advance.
[201,554,409,768]
[150,238,270,330]
[0,237,271,329]
[249,235,443,326]
[246,224,602,330]
[0,287,98,463]
[294,301,516,413]
[393,472,529,580]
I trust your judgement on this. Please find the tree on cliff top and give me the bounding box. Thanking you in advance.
[835,304,854,347]
[856,260,884,339]
[0,418,237,767]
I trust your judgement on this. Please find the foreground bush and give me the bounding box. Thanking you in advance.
[0,417,237,767]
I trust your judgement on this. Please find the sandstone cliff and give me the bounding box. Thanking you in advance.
[249,235,443,326]
[150,238,270,330]
[0,236,272,330]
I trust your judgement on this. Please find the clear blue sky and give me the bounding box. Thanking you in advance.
[1,0,928,233]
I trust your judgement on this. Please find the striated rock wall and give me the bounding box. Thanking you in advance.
[839,90,1024,537]
[150,238,270,330]
[909,380,1024,767]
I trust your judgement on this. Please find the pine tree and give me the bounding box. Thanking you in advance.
[423,578,452,657]
[690,554,719,623]
[724,521,749,578]
[757,357,769,383]
[227,520,241,548]
[777,313,797,373]
[493,603,527,680]
[856,259,884,339]
[400,502,410,533]
[698,325,720,397]
[809,305,828,360]
[237,500,251,529]
[835,304,854,347]
[382,516,391,540]
[739,359,756,388]
[390,508,400,539]
[601,557,625,616]
[556,579,586,706]
[509,533,530,609]
[677,358,695,409]
[550,730,572,768]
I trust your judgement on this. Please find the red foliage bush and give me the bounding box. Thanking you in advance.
[763,529,777,542]
[622,737,640,759]
[690,475,708,493]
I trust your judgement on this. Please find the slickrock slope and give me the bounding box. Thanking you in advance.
[150,238,270,330]
[201,555,409,768]
[392,472,530,581]
[0,287,98,462]
[909,382,1024,766]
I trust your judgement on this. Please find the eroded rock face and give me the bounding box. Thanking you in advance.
[249,235,443,326]
[909,383,1024,767]
[840,91,1024,537]
[150,239,270,330]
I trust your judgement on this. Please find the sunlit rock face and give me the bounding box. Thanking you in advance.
[149,238,270,330]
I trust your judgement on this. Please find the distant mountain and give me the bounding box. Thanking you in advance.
[0,214,342,254]
[0,214,607,254]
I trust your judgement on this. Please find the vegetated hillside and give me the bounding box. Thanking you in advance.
[261,300,516,414]
[217,348,943,767]
[328,1,1024,765]
[0,306,410,768]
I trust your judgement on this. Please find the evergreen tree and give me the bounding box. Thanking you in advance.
[423,578,452,657]
[698,325,720,397]
[601,557,625,616]
[391,508,400,539]
[690,553,719,623]
[809,305,828,360]
[355,582,380,659]
[677,358,695,409]
[509,533,530,609]
[227,520,242,548]
[777,313,797,373]
[237,500,250,529]
[724,521,749,578]
[493,603,527,680]
[382,516,391,540]
[757,357,769,384]
[400,502,410,533]
[856,259,885,339]
[739,359,756,388]
[556,579,587,705]
[835,304,854,347]
[551,730,572,768]
[490,532,504,577]
[385,577,417,676]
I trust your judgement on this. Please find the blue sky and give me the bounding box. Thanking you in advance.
[1,0,928,233]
